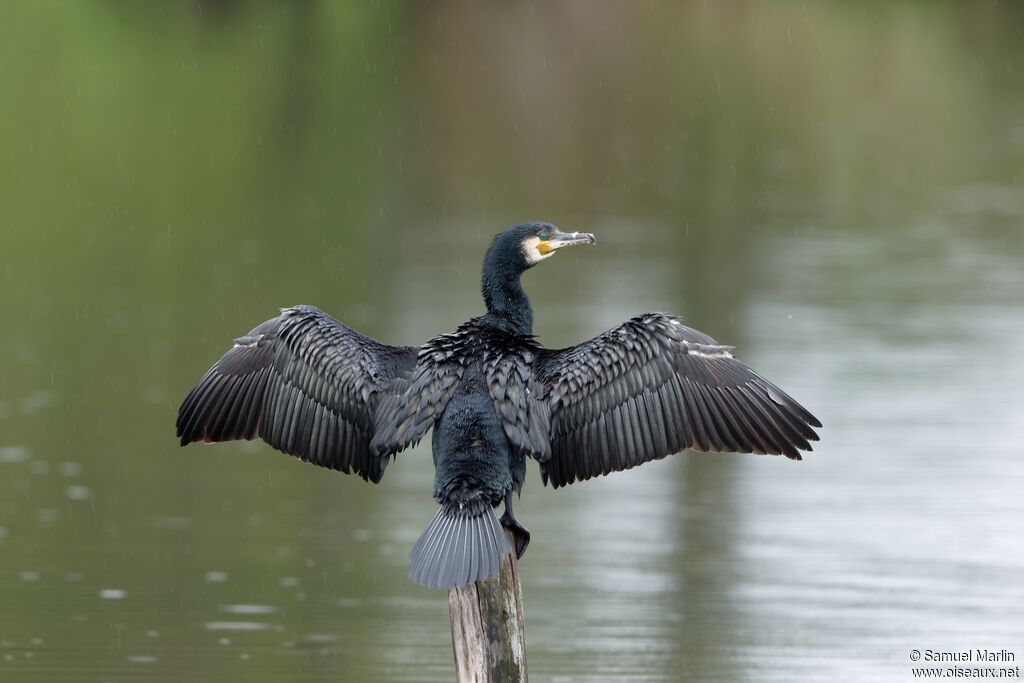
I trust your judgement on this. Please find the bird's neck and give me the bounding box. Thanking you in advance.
[481,259,534,335]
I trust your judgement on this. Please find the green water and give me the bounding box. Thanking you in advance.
[2,3,1022,681]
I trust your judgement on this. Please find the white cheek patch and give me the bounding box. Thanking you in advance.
[522,236,554,265]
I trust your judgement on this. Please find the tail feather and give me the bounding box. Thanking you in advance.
[409,504,511,589]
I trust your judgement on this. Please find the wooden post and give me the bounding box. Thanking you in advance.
[448,530,527,682]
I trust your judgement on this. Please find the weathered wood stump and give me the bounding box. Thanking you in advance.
[448,530,527,682]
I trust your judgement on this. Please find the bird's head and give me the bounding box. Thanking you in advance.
[488,222,597,272]
[481,222,596,332]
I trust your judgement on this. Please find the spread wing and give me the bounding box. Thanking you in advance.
[534,313,821,488]
[176,305,417,482]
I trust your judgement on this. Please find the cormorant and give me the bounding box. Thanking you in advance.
[176,222,821,589]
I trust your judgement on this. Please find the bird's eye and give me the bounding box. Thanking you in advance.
[539,229,550,240]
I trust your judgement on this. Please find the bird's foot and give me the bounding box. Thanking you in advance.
[499,509,531,559]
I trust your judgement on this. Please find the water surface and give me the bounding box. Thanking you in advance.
[1,3,1022,681]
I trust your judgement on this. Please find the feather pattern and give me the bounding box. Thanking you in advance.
[484,340,550,461]
[408,501,511,590]
[370,326,470,457]
[371,317,549,462]
[176,305,417,482]
[534,312,822,488]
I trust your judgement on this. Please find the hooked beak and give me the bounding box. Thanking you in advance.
[539,230,597,255]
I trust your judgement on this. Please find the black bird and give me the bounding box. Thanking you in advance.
[176,222,821,589]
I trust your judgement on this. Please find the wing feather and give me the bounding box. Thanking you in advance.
[534,313,821,488]
[176,305,417,482]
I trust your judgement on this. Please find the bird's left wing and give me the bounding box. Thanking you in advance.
[533,313,821,488]
[176,305,417,482]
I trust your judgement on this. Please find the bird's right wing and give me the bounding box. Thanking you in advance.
[176,305,417,483]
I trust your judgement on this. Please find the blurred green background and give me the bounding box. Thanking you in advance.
[1,2,1022,681]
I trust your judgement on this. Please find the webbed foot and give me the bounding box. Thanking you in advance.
[499,493,531,559]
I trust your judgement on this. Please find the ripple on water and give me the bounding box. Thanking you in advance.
[59,462,82,477]
[66,485,91,501]
[0,446,30,463]
[205,571,228,583]
[151,515,192,529]
[20,390,55,414]
[98,589,126,600]
[204,622,272,632]
[220,604,277,615]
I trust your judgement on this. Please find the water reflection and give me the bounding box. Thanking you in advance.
[1,1,1023,682]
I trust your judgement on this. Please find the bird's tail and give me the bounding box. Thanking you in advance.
[409,502,512,590]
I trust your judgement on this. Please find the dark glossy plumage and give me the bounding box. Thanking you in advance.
[534,312,820,487]
[176,305,416,482]
[177,222,821,589]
